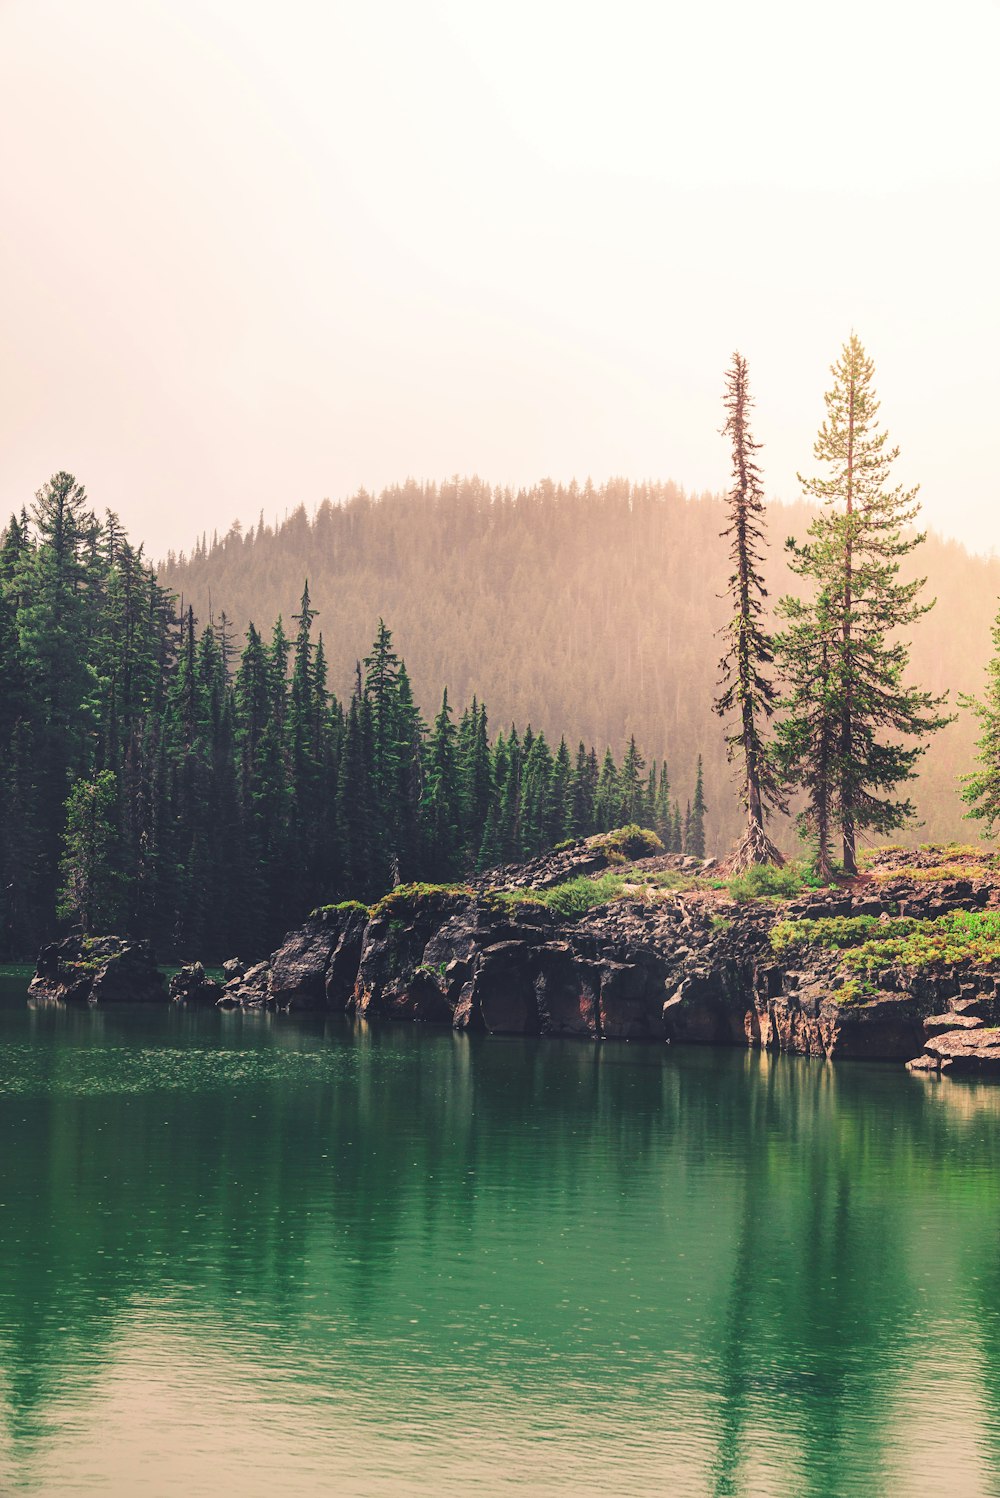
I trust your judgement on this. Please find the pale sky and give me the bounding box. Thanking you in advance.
[2,0,998,558]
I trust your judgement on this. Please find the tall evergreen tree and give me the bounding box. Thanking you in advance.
[619,736,646,825]
[778,335,950,874]
[689,756,707,859]
[58,771,122,933]
[422,690,462,880]
[960,603,1000,834]
[714,352,784,869]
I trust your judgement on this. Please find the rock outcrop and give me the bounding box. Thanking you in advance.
[168,962,223,1005]
[29,838,1000,1080]
[29,935,166,1004]
[212,845,1000,1073]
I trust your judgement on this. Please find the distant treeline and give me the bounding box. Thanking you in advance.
[160,476,1000,851]
[0,478,697,959]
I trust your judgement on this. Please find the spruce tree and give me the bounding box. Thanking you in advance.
[960,602,1000,833]
[568,742,595,839]
[58,771,122,933]
[689,756,707,858]
[778,335,950,874]
[595,749,619,831]
[422,689,462,880]
[714,352,784,869]
[619,736,646,825]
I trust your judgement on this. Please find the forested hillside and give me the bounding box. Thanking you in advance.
[162,477,1000,851]
[0,476,684,959]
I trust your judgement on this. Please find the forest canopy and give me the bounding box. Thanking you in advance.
[162,475,996,853]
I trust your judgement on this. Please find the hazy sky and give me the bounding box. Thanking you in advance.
[2,0,998,558]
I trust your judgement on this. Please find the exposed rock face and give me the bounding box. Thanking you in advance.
[912,1028,1000,1076]
[269,915,341,1010]
[168,962,223,1005]
[30,935,166,1004]
[218,960,271,1008]
[141,841,1000,1079]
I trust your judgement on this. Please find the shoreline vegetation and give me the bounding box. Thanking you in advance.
[24,832,1000,1079]
[8,338,1000,991]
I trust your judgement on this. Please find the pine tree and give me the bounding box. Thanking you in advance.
[773,591,839,878]
[655,762,672,845]
[363,618,402,881]
[778,335,950,874]
[422,689,462,880]
[520,731,554,856]
[960,602,1000,833]
[549,738,574,842]
[714,352,784,869]
[689,756,707,858]
[58,771,122,933]
[595,749,619,831]
[15,474,97,904]
[619,736,645,825]
[568,742,596,839]
[337,695,374,898]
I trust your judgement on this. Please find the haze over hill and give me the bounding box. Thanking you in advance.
[160,477,998,854]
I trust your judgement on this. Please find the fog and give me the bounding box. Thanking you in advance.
[1,0,998,557]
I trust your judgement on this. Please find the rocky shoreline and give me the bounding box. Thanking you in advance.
[27,836,1000,1077]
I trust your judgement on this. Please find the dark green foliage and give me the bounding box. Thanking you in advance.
[714,353,785,868]
[689,757,707,859]
[0,476,688,958]
[961,602,1000,835]
[58,771,122,933]
[775,336,950,877]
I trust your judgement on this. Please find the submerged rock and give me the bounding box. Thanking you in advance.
[30,935,166,1004]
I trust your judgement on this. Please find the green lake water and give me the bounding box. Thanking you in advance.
[1,971,1000,1497]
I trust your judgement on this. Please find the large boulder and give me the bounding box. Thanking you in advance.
[270,914,339,1010]
[465,941,539,1035]
[30,935,166,1004]
[218,960,271,1008]
[532,943,602,1037]
[917,1027,1000,1076]
[324,906,369,1010]
[352,888,473,1020]
[168,962,223,1005]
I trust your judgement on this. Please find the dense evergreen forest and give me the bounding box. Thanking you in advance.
[161,476,997,852]
[0,476,686,960]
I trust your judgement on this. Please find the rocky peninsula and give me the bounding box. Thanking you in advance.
[29,832,1000,1077]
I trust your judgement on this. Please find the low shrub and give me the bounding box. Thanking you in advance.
[771,914,922,955]
[772,909,1000,978]
[727,861,811,903]
[310,899,369,919]
[369,883,472,920]
[590,825,664,865]
[486,872,627,920]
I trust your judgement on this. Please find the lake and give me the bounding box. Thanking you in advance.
[1,970,999,1497]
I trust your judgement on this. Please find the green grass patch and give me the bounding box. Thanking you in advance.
[869,862,992,884]
[310,899,370,919]
[726,860,832,903]
[772,909,1000,978]
[487,872,628,920]
[771,914,925,955]
[842,910,1000,976]
[370,883,473,920]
